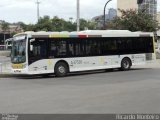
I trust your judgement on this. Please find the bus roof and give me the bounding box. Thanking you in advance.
[14,30,153,38]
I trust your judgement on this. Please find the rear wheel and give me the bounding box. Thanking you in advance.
[54,62,69,77]
[121,58,131,71]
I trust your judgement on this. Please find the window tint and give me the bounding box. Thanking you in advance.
[50,39,67,58]
[29,38,48,64]
[30,36,154,61]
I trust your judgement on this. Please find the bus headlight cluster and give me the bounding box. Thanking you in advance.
[12,64,27,69]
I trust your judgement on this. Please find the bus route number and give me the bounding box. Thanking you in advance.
[71,60,82,65]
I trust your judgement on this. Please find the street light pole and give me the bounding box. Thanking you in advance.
[103,0,112,29]
[77,0,80,31]
[36,0,40,22]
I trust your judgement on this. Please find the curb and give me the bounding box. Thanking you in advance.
[0,73,16,78]
[0,74,30,78]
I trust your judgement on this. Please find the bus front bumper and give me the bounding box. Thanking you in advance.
[11,68,30,75]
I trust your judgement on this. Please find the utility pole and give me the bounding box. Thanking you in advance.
[36,0,40,22]
[77,0,80,31]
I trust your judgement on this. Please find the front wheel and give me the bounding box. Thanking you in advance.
[120,58,131,71]
[54,62,69,77]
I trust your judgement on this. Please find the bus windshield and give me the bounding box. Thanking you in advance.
[11,39,26,64]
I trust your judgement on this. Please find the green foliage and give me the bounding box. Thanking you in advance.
[1,21,9,32]
[36,15,53,31]
[80,19,96,30]
[17,22,27,31]
[108,9,159,32]
[19,16,96,32]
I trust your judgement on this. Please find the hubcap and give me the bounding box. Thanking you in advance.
[123,60,129,68]
[58,66,65,74]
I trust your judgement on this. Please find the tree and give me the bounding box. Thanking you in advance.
[108,9,159,32]
[51,16,65,31]
[79,19,96,30]
[1,21,10,45]
[52,16,76,31]
[17,22,27,31]
[13,16,97,32]
[1,21,9,33]
[35,15,53,31]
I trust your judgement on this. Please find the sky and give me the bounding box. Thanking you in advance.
[0,0,160,24]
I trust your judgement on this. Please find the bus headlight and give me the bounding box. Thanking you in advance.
[12,64,27,69]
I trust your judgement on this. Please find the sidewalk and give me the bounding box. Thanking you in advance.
[0,62,11,74]
[0,55,11,74]
[133,59,160,69]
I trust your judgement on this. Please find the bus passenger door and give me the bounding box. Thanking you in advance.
[29,38,48,72]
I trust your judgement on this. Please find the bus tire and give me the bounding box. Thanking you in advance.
[120,58,131,71]
[54,62,69,77]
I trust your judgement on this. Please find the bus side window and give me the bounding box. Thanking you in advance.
[29,38,47,60]
[50,40,57,58]
[68,42,74,56]
[57,40,67,57]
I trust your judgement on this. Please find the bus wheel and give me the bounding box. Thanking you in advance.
[121,58,131,71]
[55,62,69,77]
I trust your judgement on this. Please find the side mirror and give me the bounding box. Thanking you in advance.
[30,39,35,51]
[30,39,35,43]
[30,45,33,51]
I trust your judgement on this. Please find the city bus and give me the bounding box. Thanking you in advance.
[11,30,155,77]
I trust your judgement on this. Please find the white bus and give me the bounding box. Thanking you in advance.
[11,30,155,77]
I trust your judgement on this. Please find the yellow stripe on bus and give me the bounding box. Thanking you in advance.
[49,34,69,38]
[12,64,24,69]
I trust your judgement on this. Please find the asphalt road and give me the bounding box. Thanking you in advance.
[0,66,160,114]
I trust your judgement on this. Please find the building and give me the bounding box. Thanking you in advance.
[0,24,23,34]
[117,0,157,20]
[92,8,117,29]
[117,0,138,16]
[0,22,23,47]
[8,24,23,33]
[92,8,117,21]
[138,0,157,20]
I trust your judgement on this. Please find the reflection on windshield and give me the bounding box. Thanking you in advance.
[11,39,26,63]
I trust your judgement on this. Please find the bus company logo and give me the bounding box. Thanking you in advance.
[1,114,18,120]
